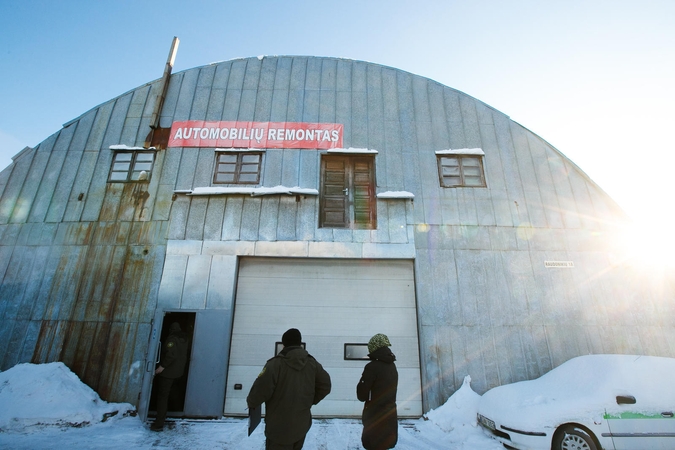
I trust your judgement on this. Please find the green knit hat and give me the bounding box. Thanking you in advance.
[368,333,391,354]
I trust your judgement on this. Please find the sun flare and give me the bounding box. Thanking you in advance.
[618,220,675,270]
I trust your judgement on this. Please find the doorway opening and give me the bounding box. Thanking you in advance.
[148,311,195,420]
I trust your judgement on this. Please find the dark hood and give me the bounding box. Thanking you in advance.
[170,330,189,343]
[369,346,396,363]
[279,346,309,371]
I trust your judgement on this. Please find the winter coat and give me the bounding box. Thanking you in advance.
[357,346,398,450]
[158,331,189,379]
[246,346,332,445]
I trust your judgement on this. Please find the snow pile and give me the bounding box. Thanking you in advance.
[0,362,134,431]
[425,376,479,433]
[0,362,503,449]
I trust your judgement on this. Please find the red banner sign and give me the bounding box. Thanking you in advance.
[168,121,343,149]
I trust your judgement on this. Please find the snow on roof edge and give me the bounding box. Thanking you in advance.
[435,148,484,155]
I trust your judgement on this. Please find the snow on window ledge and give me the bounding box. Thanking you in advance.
[377,191,414,199]
[435,148,484,155]
[326,148,378,154]
[175,186,319,197]
[109,145,156,150]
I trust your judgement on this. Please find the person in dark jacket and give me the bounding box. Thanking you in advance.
[151,322,189,431]
[357,333,399,450]
[247,328,332,450]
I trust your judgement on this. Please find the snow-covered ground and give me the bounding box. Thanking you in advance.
[0,362,503,449]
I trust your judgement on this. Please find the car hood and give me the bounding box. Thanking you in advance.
[477,355,675,431]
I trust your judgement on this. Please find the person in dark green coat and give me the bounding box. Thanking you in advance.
[151,322,189,431]
[357,333,399,450]
[247,328,332,450]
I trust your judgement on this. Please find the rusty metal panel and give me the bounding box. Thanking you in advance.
[70,245,118,321]
[81,95,133,222]
[113,245,164,323]
[3,320,30,369]
[16,246,50,321]
[54,222,95,246]
[0,246,30,320]
[90,221,124,246]
[62,151,99,222]
[99,182,124,222]
[128,221,168,246]
[0,319,15,369]
[116,183,151,222]
[68,321,98,381]
[32,319,59,363]
[45,149,85,223]
[80,320,112,397]
[60,320,84,370]
[18,319,40,364]
[96,321,131,401]
[43,246,88,321]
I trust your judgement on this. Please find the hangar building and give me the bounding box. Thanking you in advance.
[0,54,673,420]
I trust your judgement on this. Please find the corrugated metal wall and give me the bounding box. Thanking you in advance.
[0,78,169,403]
[0,56,673,411]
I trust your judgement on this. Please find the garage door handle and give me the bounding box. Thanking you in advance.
[662,412,674,418]
[343,188,349,196]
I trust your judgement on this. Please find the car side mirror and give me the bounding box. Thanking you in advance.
[616,395,636,405]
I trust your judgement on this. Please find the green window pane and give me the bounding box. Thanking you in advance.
[114,153,133,162]
[215,173,235,183]
[113,162,131,171]
[136,153,154,162]
[109,171,129,181]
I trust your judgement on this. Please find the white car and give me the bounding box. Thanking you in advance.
[477,354,675,450]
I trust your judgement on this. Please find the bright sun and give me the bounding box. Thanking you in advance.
[618,219,675,270]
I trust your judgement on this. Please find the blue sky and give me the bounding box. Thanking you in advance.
[1,0,674,258]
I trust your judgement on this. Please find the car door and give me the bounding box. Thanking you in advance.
[605,396,675,449]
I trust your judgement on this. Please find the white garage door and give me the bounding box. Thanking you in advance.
[224,257,422,418]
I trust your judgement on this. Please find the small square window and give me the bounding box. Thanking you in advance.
[344,343,370,360]
[437,155,486,187]
[108,151,155,182]
[275,341,306,356]
[214,152,262,184]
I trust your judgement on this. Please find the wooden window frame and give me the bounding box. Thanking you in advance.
[213,151,263,185]
[437,154,486,188]
[108,150,155,183]
[319,154,377,229]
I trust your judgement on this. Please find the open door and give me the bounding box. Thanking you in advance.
[138,309,233,421]
[148,312,195,421]
[183,309,232,417]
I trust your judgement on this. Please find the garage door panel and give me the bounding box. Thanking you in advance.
[238,258,414,281]
[235,279,415,308]
[225,258,422,417]
[228,335,421,370]
[231,306,418,336]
